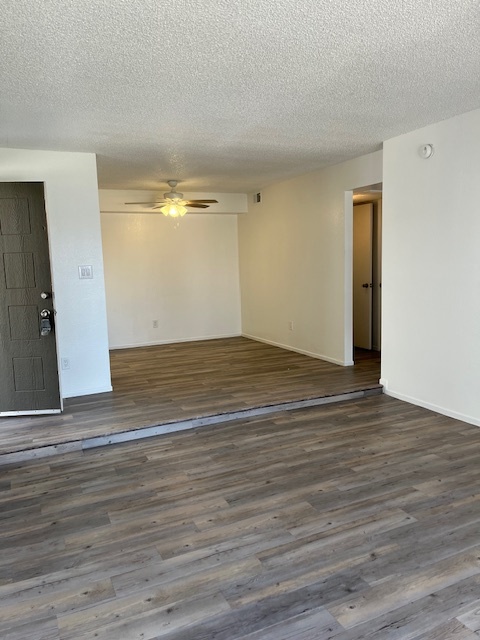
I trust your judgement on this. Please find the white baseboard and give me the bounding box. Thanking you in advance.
[384,388,480,428]
[109,333,242,350]
[242,333,352,366]
[0,409,62,417]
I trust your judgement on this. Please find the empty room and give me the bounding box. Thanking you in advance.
[1,1,480,638]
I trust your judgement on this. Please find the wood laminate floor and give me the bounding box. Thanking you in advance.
[0,338,381,456]
[1,394,480,639]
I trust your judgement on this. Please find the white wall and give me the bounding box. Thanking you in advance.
[101,210,241,348]
[382,108,480,425]
[238,151,383,365]
[0,148,112,398]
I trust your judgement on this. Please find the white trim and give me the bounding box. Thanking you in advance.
[242,333,352,366]
[42,181,64,412]
[0,409,62,416]
[109,333,242,350]
[62,384,113,399]
[344,190,354,366]
[384,388,480,428]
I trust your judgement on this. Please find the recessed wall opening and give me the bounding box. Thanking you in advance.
[349,183,382,367]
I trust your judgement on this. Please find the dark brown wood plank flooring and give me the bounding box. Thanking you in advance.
[0,337,380,456]
[1,395,480,639]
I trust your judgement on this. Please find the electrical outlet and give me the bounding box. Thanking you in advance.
[153,320,159,329]
[61,358,70,370]
[288,321,294,331]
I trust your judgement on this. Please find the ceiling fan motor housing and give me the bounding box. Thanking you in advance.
[164,190,184,200]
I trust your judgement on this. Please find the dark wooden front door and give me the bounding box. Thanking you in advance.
[0,183,61,414]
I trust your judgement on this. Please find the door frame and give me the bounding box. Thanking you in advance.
[343,185,382,366]
[0,180,63,415]
[343,190,355,366]
[43,182,64,411]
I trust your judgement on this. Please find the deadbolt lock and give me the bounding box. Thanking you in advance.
[39,309,52,336]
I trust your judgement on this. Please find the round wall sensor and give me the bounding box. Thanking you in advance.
[419,144,434,159]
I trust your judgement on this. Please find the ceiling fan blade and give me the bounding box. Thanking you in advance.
[186,203,210,209]
[124,201,166,205]
[185,199,218,204]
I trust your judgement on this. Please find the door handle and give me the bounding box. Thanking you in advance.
[362,283,373,288]
[40,309,52,336]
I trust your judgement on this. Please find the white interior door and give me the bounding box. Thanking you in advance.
[353,203,373,349]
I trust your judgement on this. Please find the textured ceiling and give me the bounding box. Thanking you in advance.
[1,0,479,192]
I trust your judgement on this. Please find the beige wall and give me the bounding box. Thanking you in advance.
[238,151,383,365]
[101,212,241,348]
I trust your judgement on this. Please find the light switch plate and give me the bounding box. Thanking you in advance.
[78,265,93,279]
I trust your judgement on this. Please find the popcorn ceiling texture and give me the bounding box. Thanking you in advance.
[0,0,479,191]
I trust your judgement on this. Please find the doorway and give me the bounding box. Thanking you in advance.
[352,185,382,359]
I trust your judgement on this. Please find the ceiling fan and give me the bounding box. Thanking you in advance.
[125,180,218,218]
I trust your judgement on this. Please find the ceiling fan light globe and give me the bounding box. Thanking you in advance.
[160,203,188,217]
